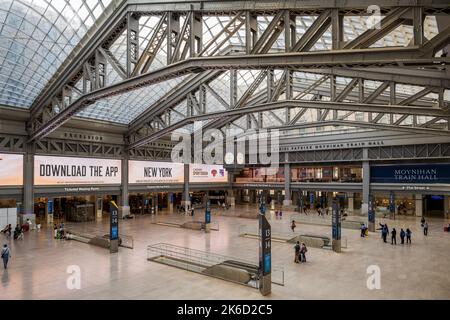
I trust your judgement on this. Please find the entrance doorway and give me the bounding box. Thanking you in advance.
[424,195,445,217]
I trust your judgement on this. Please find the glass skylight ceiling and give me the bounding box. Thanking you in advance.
[0,4,442,130]
[0,0,112,108]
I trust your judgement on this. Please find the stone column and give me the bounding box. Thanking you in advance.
[347,193,354,212]
[283,163,293,207]
[120,155,130,218]
[444,195,450,219]
[168,192,174,212]
[23,142,35,224]
[181,163,191,208]
[227,172,235,206]
[309,192,315,210]
[415,194,423,217]
[362,154,373,230]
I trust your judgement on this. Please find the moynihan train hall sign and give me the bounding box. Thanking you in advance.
[371,164,450,184]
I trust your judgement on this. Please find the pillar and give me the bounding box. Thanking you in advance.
[444,195,450,219]
[415,194,423,217]
[181,163,190,208]
[96,196,103,220]
[120,155,130,218]
[362,157,373,231]
[309,192,315,210]
[283,163,293,207]
[168,192,174,212]
[23,142,35,224]
[347,193,354,212]
[327,192,333,209]
[227,172,235,206]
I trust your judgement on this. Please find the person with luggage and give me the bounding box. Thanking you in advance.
[423,221,429,236]
[400,228,406,244]
[360,223,367,238]
[299,243,308,263]
[1,224,12,239]
[391,228,397,245]
[294,241,300,263]
[1,244,11,270]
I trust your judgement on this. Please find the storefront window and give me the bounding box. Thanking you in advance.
[290,165,362,183]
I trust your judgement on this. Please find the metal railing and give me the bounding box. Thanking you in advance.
[238,225,347,249]
[147,243,284,288]
[290,214,363,229]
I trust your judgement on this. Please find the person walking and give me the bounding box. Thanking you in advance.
[291,220,296,233]
[391,228,397,245]
[423,221,429,236]
[400,228,406,244]
[406,228,412,244]
[299,243,307,262]
[381,225,388,243]
[294,241,300,263]
[360,223,366,238]
[1,244,11,270]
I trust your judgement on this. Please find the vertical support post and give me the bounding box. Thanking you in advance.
[126,13,139,77]
[182,163,190,208]
[332,201,341,253]
[415,194,423,217]
[246,11,258,53]
[230,69,237,108]
[190,12,203,57]
[412,7,424,46]
[121,154,130,218]
[167,12,180,64]
[284,10,296,52]
[267,68,274,102]
[285,69,293,123]
[390,81,396,124]
[389,191,395,219]
[347,193,354,213]
[362,149,372,230]
[227,172,235,206]
[95,49,107,89]
[23,142,35,224]
[309,191,315,210]
[331,8,343,50]
[283,163,292,207]
[358,78,364,102]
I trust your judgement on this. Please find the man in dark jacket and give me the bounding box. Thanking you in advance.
[391,228,397,245]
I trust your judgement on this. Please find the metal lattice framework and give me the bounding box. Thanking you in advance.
[19,0,450,146]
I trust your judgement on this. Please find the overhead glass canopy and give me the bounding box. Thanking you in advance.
[0,4,442,131]
[0,0,112,108]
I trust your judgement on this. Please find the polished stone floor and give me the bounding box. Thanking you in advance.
[1,204,449,300]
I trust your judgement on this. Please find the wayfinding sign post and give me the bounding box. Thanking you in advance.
[258,191,271,296]
[110,201,119,253]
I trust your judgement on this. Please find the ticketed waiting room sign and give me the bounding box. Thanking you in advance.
[34,155,121,185]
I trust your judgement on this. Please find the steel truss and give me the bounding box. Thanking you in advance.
[26,2,450,146]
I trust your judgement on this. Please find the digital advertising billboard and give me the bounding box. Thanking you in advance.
[34,156,121,186]
[0,153,23,186]
[128,160,184,184]
[189,164,228,183]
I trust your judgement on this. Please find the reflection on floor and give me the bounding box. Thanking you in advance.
[1,204,449,300]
